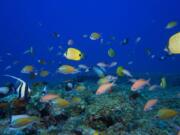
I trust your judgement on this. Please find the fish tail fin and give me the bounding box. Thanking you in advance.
[63,51,67,58]
[72,69,80,74]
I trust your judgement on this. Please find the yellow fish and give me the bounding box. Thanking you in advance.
[75,85,86,91]
[166,21,178,29]
[168,32,180,54]
[155,108,178,119]
[64,48,84,61]
[57,65,79,74]
[108,48,116,57]
[71,97,81,103]
[39,70,49,77]
[97,77,109,85]
[97,75,117,85]
[38,59,47,65]
[116,66,124,77]
[160,77,167,89]
[52,97,70,108]
[21,65,34,74]
[11,115,39,129]
[90,32,101,40]
[93,131,99,135]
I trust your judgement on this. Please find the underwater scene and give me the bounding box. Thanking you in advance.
[0,0,180,135]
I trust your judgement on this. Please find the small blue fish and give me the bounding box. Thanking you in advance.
[93,66,105,78]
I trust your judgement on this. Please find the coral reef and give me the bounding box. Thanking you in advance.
[0,79,179,135]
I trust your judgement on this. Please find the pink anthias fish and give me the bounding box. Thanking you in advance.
[144,99,158,111]
[96,83,115,95]
[131,79,150,91]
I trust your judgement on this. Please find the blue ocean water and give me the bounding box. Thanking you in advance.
[0,0,180,78]
[0,1,180,135]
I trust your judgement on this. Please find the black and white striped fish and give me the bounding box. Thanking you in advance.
[4,75,31,100]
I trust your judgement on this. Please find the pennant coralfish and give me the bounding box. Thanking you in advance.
[4,75,31,100]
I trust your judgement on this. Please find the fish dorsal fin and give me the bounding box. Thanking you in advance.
[4,75,25,84]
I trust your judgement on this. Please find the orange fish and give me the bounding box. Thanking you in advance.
[96,83,114,95]
[131,79,150,91]
[40,94,59,102]
[144,99,158,111]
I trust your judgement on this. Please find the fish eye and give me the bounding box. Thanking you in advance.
[79,54,81,57]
